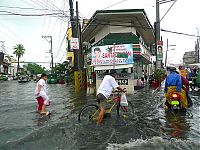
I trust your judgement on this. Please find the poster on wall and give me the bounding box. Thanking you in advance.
[91,44,133,66]
[157,40,163,61]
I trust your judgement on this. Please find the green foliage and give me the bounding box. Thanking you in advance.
[154,69,166,82]
[13,44,25,75]
[27,63,45,75]
[13,44,25,58]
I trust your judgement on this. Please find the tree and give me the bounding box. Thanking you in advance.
[27,63,45,75]
[13,44,25,75]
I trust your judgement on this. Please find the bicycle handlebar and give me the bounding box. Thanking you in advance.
[112,88,126,94]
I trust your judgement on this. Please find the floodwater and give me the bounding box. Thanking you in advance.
[0,81,199,150]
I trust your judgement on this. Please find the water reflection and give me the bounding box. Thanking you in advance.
[162,111,190,140]
[36,114,51,127]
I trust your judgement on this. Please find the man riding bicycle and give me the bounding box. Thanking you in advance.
[96,69,124,124]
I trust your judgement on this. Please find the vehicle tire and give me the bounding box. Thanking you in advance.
[117,101,134,118]
[78,104,100,123]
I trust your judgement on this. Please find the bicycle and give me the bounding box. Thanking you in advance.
[78,90,134,123]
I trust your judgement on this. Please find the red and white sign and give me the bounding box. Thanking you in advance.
[70,38,79,49]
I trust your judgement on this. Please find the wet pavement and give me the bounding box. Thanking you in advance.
[0,81,199,150]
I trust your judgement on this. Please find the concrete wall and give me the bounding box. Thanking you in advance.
[92,23,137,46]
[96,78,134,94]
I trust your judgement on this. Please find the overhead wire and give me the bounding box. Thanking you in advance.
[54,0,69,62]
[31,0,68,20]
[0,5,67,12]
[45,0,55,35]
[160,0,178,22]
[84,0,129,18]
[20,0,69,22]
[42,0,48,36]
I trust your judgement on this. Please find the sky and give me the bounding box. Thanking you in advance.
[0,0,200,68]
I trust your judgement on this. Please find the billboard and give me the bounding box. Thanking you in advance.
[91,44,133,66]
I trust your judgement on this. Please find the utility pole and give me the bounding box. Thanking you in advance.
[155,0,161,69]
[197,29,200,63]
[165,39,168,67]
[69,0,78,71]
[42,36,53,73]
[0,41,5,53]
[0,41,5,73]
[156,0,160,41]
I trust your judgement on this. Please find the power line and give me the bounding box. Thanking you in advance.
[161,29,199,37]
[0,5,68,12]
[20,0,68,22]
[159,0,176,4]
[45,0,56,35]
[84,0,129,18]
[0,11,67,17]
[160,0,177,22]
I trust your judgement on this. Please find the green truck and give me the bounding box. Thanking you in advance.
[47,74,58,84]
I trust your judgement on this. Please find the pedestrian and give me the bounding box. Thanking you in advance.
[141,70,145,84]
[34,73,50,115]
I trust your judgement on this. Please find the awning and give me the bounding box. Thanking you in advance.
[94,64,133,70]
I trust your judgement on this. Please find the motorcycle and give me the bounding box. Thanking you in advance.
[165,92,186,111]
[188,77,196,92]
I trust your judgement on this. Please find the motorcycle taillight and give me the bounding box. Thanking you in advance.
[172,93,181,99]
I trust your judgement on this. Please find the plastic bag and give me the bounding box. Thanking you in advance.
[44,99,50,106]
[120,93,128,106]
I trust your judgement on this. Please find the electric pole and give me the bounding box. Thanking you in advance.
[155,0,161,69]
[0,41,5,53]
[42,36,53,73]
[0,41,5,73]
[69,0,78,71]
[165,39,168,67]
[156,0,160,41]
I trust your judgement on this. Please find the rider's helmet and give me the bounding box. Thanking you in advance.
[169,67,176,72]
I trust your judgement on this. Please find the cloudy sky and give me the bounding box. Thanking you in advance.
[0,0,199,68]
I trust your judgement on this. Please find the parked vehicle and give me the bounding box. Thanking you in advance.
[0,75,8,81]
[47,74,58,84]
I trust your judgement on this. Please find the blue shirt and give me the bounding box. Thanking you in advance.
[165,72,182,93]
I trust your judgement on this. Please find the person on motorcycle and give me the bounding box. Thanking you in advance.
[164,67,188,109]
[175,71,193,107]
[96,69,124,124]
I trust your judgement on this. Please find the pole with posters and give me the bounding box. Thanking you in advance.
[113,43,116,69]
[157,40,163,68]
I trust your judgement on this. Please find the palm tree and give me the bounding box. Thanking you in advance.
[13,44,25,76]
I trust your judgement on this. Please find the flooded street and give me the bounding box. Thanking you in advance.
[0,81,199,150]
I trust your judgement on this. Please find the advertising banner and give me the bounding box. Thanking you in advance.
[70,38,79,49]
[91,44,133,66]
[157,40,163,61]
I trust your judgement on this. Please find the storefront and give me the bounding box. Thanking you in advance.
[82,9,155,93]
[91,44,134,94]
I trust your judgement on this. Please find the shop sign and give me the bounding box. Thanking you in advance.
[116,79,128,85]
[91,44,133,66]
[70,38,79,49]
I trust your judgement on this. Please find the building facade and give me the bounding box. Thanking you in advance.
[82,9,155,93]
[183,51,197,65]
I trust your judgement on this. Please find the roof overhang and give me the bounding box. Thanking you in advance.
[82,9,155,45]
[94,64,133,70]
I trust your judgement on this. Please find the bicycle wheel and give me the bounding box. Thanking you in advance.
[78,104,100,123]
[117,101,134,119]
